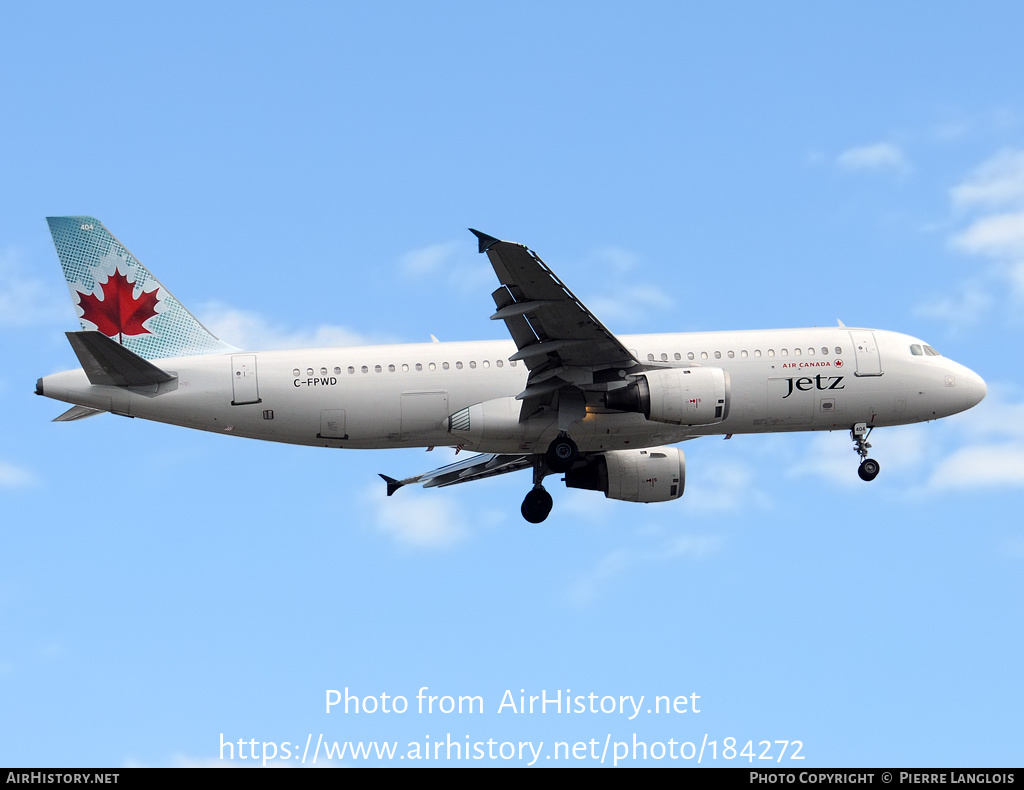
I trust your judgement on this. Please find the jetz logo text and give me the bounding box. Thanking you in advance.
[783,375,845,398]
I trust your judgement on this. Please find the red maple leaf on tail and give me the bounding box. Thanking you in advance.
[77,269,160,341]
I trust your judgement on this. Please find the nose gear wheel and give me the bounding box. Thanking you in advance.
[851,423,880,482]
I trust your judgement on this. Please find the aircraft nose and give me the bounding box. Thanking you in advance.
[963,367,987,409]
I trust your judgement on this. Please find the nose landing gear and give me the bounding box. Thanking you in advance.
[852,423,880,481]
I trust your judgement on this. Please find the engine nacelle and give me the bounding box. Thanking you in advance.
[605,367,730,426]
[565,446,685,503]
[447,397,527,444]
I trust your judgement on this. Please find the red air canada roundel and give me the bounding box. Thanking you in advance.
[76,269,160,339]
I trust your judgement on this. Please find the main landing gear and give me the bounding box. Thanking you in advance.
[521,434,580,523]
[522,486,553,523]
[545,432,579,473]
[852,423,880,482]
[521,455,555,523]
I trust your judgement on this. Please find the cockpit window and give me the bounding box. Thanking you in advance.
[923,345,941,356]
[910,344,923,356]
[911,343,941,357]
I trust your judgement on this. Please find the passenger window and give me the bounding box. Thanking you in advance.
[835,346,842,355]
[469,361,477,369]
[482,360,489,368]
[443,362,450,370]
[388,364,395,373]
[307,368,314,376]
[687,352,695,361]
[674,353,681,361]
[728,350,735,358]
[781,348,788,357]
[292,368,300,377]
[402,364,409,372]
[320,367,328,375]
[496,360,504,368]
[754,349,762,358]
[661,353,668,361]
[415,363,423,371]
[428,362,436,371]
[647,353,655,361]
[347,366,355,374]
[807,348,814,356]
[767,349,775,357]
[456,361,463,370]
[794,348,802,356]
[374,365,382,373]
[701,352,709,360]
[741,350,748,358]
[821,347,828,356]
[361,366,368,374]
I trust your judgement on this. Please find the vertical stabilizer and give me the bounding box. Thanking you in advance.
[46,216,235,360]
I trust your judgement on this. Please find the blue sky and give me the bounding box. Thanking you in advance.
[2,1,1023,767]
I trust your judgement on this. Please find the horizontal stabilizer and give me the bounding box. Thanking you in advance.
[66,331,176,387]
[382,452,534,494]
[53,404,105,422]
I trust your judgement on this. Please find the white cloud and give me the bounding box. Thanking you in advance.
[397,240,495,298]
[197,301,370,351]
[926,444,1024,491]
[587,285,674,324]
[951,210,1024,260]
[567,534,722,606]
[940,147,1024,308]
[398,241,461,276]
[836,142,910,174]
[593,246,639,274]
[0,248,69,327]
[913,285,993,327]
[0,461,36,489]
[950,148,1024,210]
[368,482,475,549]
[686,459,771,512]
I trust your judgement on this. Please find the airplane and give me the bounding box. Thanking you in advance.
[35,217,987,523]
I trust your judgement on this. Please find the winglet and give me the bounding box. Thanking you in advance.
[379,474,404,497]
[468,228,501,254]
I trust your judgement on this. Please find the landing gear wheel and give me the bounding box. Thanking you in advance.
[851,423,879,481]
[521,487,553,523]
[545,434,579,473]
[858,458,880,482]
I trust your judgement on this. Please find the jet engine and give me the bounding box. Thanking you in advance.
[447,397,526,445]
[564,446,685,503]
[605,367,730,426]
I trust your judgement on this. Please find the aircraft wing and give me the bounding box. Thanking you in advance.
[380,452,533,495]
[471,230,642,420]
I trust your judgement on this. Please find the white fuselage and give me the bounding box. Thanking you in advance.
[39,327,986,453]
